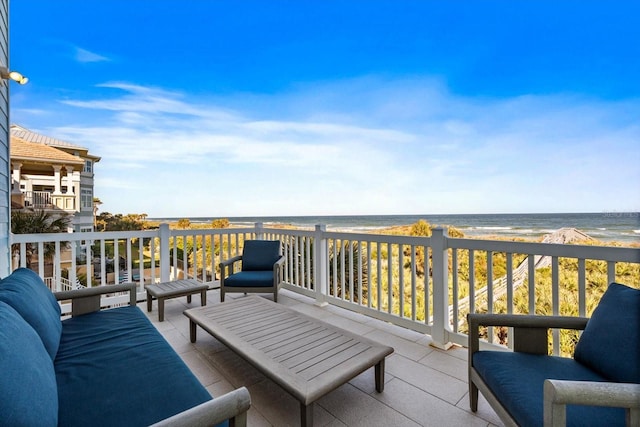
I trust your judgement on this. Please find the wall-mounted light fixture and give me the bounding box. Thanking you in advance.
[0,66,29,85]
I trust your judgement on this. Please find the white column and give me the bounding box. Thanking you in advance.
[11,162,21,193]
[65,166,74,194]
[52,165,62,194]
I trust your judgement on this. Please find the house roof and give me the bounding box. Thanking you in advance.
[10,137,85,166]
[10,124,101,162]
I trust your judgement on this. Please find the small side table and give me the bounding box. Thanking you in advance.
[145,279,209,322]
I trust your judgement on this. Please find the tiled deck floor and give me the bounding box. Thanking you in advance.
[144,288,504,427]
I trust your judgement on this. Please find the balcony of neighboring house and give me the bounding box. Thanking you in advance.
[9,131,87,216]
[9,223,640,426]
[22,190,76,211]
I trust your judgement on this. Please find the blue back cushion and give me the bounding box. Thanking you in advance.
[242,240,281,271]
[0,268,62,360]
[56,306,213,426]
[0,301,58,426]
[574,282,640,383]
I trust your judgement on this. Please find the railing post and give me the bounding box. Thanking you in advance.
[431,227,453,349]
[159,223,170,282]
[314,224,328,307]
[255,222,264,239]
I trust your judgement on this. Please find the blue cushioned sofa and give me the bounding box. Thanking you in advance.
[468,282,640,427]
[0,268,250,427]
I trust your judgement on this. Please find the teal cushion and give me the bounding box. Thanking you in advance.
[224,270,275,288]
[0,268,62,360]
[474,351,625,427]
[0,301,58,426]
[241,240,281,271]
[574,283,640,383]
[56,306,213,426]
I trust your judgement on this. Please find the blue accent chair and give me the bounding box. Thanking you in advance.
[219,240,285,303]
[468,283,640,427]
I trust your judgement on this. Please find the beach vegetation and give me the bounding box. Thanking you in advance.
[211,218,230,228]
[95,212,149,231]
[410,220,432,237]
[176,218,191,229]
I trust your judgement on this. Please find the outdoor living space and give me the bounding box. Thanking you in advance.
[146,287,503,427]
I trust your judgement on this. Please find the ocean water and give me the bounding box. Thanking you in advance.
[151,212,640,244]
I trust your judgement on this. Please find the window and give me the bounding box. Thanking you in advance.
[81,189,93,209]
[79,227,93,248]
[83,160,93,173]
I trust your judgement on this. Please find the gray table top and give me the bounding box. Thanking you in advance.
[145,279,208,297]
[184,296,394,405]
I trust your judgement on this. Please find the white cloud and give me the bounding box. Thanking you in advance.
[75,47,110,63]
[39,77,640,216]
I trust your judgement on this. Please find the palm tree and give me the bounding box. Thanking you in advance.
[11,210,71,268]
[331,240,369,302]
[92,197,102,228]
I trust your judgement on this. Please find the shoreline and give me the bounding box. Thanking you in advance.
[147,219,639,248]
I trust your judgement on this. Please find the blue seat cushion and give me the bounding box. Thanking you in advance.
[55,306,213,427]
[0,268,62,360]
[0,301,58,426]
[473,351,625,427]
[241,240,281,271]
[224,270,275,288]
[574,282,640,383]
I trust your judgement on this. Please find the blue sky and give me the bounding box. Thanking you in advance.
[8,1,640,217]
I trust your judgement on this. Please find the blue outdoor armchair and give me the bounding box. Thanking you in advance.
[219,240,285,303]
[468,282,640,427]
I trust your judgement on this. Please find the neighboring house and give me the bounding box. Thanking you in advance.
[1,3,11,276]
[9,124,101,233]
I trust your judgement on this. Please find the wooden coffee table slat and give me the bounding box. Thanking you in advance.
[184,296,394,427]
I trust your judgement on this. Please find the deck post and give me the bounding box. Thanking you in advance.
[255,222,264,239]
[159,223,171,282]
[431,227,453,349]
[314,224,328,307]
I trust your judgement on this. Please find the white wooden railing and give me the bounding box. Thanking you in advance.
[43,276,81,292]
[23,190,76,210]
[11,223,640,350]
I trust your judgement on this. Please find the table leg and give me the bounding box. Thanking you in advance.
[301,402,313,427]
[375,358,385,392]
[189,320,197,343]
[158,298,165,322]
[146,291,152,312]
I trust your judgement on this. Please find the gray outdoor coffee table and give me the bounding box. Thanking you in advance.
[145,279,208,321]
[184,296,394,426]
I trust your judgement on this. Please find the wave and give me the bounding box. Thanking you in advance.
[510,229,536,234]
[472,226,513,230]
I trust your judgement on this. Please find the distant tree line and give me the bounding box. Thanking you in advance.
[95,212,151,231]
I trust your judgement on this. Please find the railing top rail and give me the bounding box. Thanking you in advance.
[260,227,316,238]
[169,228,253,237]
[11,229,159,243]
[322,230,432,245]
[448,237,640,262]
